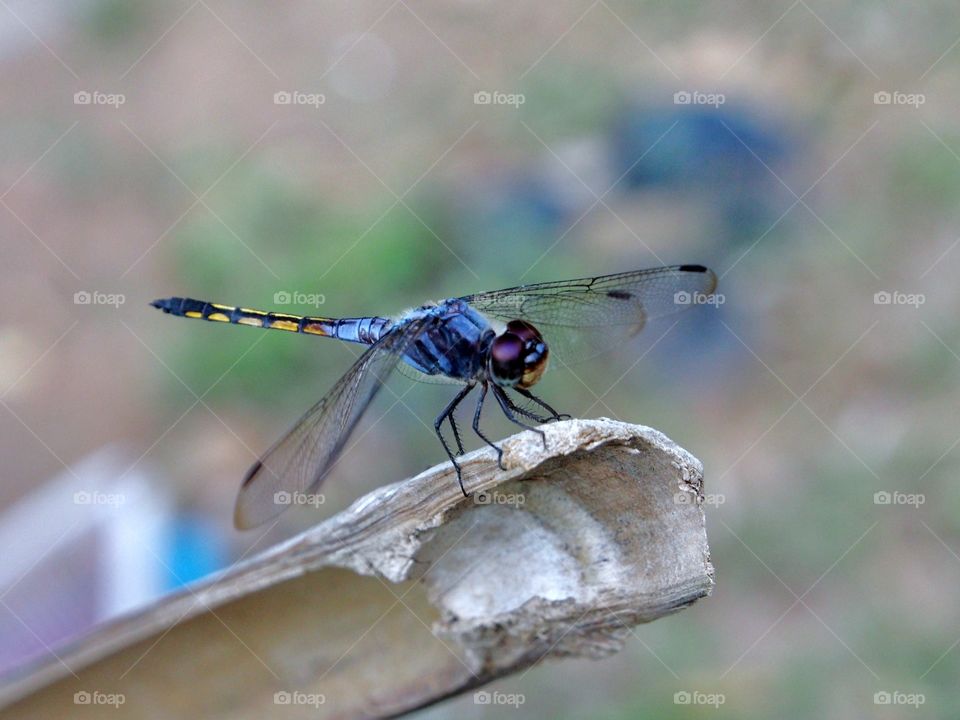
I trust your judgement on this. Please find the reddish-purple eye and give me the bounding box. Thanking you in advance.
[505,320,539,344]
[490,334,525,380]
[488,322,549,388]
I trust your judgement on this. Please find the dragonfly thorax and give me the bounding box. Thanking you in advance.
[399,299,496,381]
[487,320,549,389]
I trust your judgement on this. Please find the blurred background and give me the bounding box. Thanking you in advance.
[0,1,957,717]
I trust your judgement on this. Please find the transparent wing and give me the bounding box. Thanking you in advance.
[460,265,717,369]
[234,315,434,529]
[395,361,467,385]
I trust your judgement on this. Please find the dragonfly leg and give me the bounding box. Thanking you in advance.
[493,386,548,449]
[445,385,471,456]
[514,387,571,421]
[434,383,474,496]
[472,383,506,472]
[499,388,554,424]
[449,417,465,456]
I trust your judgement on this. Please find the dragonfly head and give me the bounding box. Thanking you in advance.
[488,320,549,389]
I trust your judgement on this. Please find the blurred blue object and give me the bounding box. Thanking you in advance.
[610,104,795,250]
[455,103,796,265]
[610,104,788,188]
[449,172,568,274]
[500,174,570,229]
[164,514,228,589]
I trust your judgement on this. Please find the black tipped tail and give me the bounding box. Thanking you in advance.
[150,295,356,340]
[151,297,179,313]
[150,297,209,317]
[150,296,216,318]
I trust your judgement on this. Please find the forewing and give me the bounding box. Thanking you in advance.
[234,315,433,528]
[395,361,467,386]
[460,265,717,368]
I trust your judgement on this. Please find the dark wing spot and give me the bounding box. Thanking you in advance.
[677,264,708,273]
[240,460,262,488]
[607,289,633,300]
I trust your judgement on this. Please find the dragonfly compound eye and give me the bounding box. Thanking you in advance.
[489,321,549,388]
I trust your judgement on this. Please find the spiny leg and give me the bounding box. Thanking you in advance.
[498,388,555,424]
[445,383,474,457]
[445,388,468,457]
[448,411,465,456]
[433,383,474,496]
[472,383,506,471]
[493,385,547,449]
[514,386,571,421]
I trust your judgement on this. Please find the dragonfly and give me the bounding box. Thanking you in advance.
[152,264,717,528]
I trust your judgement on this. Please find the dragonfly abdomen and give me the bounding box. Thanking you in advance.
[327,316,392,343]
[150,297,390,344]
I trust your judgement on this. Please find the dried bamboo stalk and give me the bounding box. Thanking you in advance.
[0,418,713,719]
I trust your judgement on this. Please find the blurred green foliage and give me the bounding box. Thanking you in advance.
[83,0,149,46]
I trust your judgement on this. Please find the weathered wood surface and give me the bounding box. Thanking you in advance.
[0,418,714,719]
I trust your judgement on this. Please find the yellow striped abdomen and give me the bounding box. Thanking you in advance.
[151,297,390,344]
